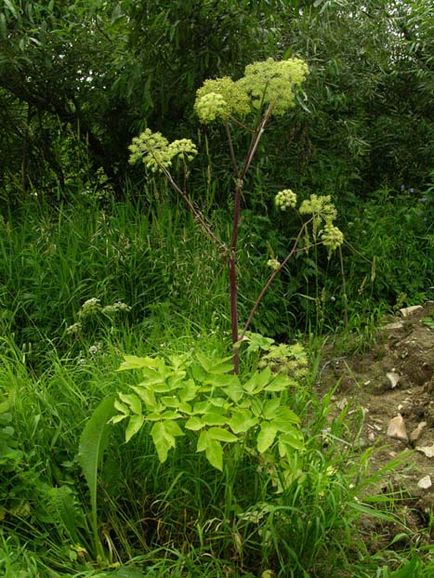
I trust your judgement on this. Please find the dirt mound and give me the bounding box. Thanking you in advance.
[319,303,434,529]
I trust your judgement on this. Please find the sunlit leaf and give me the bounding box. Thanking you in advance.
[205,438,223,471]
[125,414,144,442]
[257,423,277,453]
[208,427,238,443]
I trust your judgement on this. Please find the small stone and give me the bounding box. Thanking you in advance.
[400,305,423,317]
[383,321,405,330]
[416,444,434,458]
[410,422,427,443]
[336,397,348,410]
[417,475,432,490]
[386,414,408,441]
[368,432,376,442]
[386,371,400,389]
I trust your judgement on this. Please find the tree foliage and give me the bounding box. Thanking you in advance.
[0,0,432,201]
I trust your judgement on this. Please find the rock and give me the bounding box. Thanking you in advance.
[386,414,408,441]
[416,444,434,458]
[410,422,427,443]
[386,371,400,389]
[417,475,432,490]
[400,305,423,317]
[383,321,405,331]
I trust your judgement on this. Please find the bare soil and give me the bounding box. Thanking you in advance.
[318,303,434,543]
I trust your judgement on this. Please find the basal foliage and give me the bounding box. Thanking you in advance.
[111,349,305,474]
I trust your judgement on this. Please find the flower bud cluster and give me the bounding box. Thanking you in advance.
[129,129,197,172]
[275,189,297,211]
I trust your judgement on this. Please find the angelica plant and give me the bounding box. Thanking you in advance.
[129,55,343,372]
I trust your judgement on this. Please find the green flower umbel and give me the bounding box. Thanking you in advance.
[194,57,309,124]
[129,129,197,172]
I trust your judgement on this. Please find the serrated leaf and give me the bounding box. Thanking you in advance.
[164,420,184,437]
[178,401,192,413]
[151,422,175,463]
[273,407,300,428]
[206,439,223,471]
[210,397,229,408]
[257,423,277,453]
[110,414,128,424]
[125,414,144,442]
[208,427,237,443]
[229,410,258,433]
[114,399,129,415]
[178,381,198,401]
[279,430,304,450]
[244,367,272,394]
[263,398,281,419]
[193,401,211,414]
[161,395,181,408]
[118,355,160,371]
[185,416,205,431]
[202,412,227,426]
[131,385,156,408]
[197,429,209,452]
[223,381,243,403]
[197,352,233,375]
[267,373,292,392]
[118,393,142,415]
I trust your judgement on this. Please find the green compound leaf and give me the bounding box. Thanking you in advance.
[257,422,277,453]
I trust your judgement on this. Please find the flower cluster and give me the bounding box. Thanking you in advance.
[129,129,197,172]
[299,194,343,252]
[102,301,131,315]
[240,57,309,116]
[194,77,250,123]
[194,57,308,123]
[321,222,344,251]
[78,298,101,318]
[65,322,82,336]
[275,189,297,211]
[267,258,281,271]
